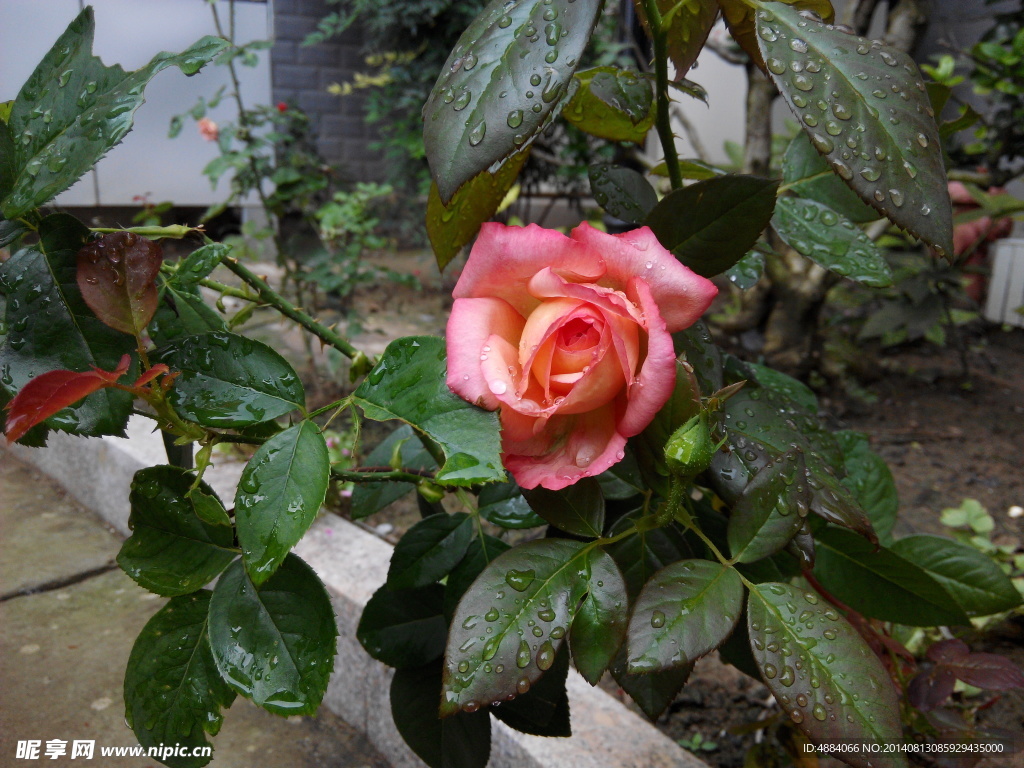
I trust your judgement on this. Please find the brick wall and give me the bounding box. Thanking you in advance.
[270,0,385,182]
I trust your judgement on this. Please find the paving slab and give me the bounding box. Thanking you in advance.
[0,455,389,768]
[0,459,119,597]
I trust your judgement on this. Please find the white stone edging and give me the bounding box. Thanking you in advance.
[4,417,706,768]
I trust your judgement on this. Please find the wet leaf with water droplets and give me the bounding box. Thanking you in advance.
[352,424,436,521]
[124,591,235,767]
[725,249,767,290]
[835,430,897,545]
[727,449,811,564]
[709,387,876,541]
[569,549,628,685]
[170,242,231,288]
[747,582,905,767]
[634,0,718,77]
[627,560,744,673]
[0,214,134,440]
[423,0,601,203]
[813,526,971,626]
[391,662,491,768]
[564,67,654,142]
[358,584,447,669]
[117,466,235,596]
[76,232,163,336]
[1,8,227,218]
[755,4,953,257]
[587,163,658,225]
[632,360,701,496]
[208,555,337,716]
[388,513,475,590]
[645,175,780,278]
[442,539,591,716]
[772,197,893,287]
[235,421,329,587]
[522,476,605,537]
[782,132,880,223]
[353,336,504,487]
[427,149,529,272]
[155,331,305,427]
[719,0,834,70]
[491,643,571,736]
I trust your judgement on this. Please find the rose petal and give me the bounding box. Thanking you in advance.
[528,267,641,323]
[569,223,718,331]
[446,297,524,410]
[617,278,678,437]
[503,403,627,490]
[453,223,605,317]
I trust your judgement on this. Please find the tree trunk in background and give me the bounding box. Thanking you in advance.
[743,67,776,177]
[754,1,927,373]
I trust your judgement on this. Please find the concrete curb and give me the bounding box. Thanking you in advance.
[4,419,706,768]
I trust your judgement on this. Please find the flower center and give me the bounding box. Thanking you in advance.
[557,318,600,352]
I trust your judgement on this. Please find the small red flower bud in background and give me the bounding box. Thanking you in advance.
[277,102,288,113]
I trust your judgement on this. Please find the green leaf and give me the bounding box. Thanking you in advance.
[588,163,659,225]
[358,584,448,668]
[353,336,504,486]
[423,0,602,203]
[835,430,897,545]
[388,513,475,590]
[172,243,231,287]
[444,535,511,618]
[442,539,591,715]
[710,387,874,541]
[782,132,880,223]
[117,466,236,596]
[725,250,766,290]
[0,213,134,437]
[124,592,235,768]
[754,3,953,257]
[2,8,228,218]
[0,218,27,249]
[522,477,605,538]
[673,320,723,394]
[773,197,893,287]
[743,361,819,413]
[392,663,491,768]
[208,554,337,715]
[491,644,571,736]
[477,482,546,529]
[235,421,330,587]
[607,514,693,599]
[157,331,305,427]
[149,280,226,345]
[427,149,530,271]
[627,560,744,673]
[650,159,725,180]
[188,487,231,527]
[635,0,718,77]
[568,548,628,685]
[610,644,692,720]
[812,527,971,626]
[747,582,905,768]
[727,449,811,564]
[890,535,1022,617]
[645,175,780,278]
[564,68,654,142]
[352,425,435,521]
[719,0,834,70]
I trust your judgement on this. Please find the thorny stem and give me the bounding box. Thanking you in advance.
[158,263,255,301]
[220,256,366,361]
[330,466,436,484]
[643,0,683,191]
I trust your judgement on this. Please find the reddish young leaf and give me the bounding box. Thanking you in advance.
[77,232,163,336]
[947,653,1024,691]
[133,364,170,388]
[927,638,970,664]
[907,667,956,712]
[4,355,130,443]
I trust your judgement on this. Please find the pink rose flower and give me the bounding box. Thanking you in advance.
[197,117,219,142]
[446,222,717,491]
